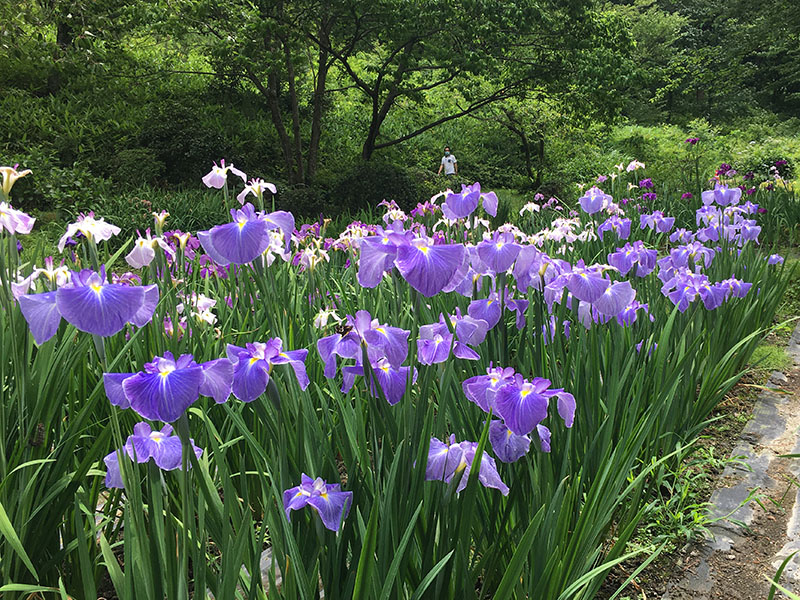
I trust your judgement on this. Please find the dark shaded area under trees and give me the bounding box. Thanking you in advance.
[1,0,798,217]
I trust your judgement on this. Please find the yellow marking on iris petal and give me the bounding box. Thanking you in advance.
[321,492,329,500]
[238,221,246,230]
[506,429,512,438]
[90,284,103,294]
[249,357,260,366]
[381,364,390,373]
[521,389,531,397]
[375,326,386,334]
[419,245,430,255]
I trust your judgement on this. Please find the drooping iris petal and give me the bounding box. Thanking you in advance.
[425,436,464,482]
[592,281,636,316]
[231,356,270,402]
[567,264,610,303]
[197,230,231,266]
[198,359,234,403]
[103,373,135,409]
[395,242,466,297]
[122,360,204,423]
[362,325,409,368]
[456,442,509,495]
[18,291,62,344]
[357,238,398,288]
[307,490,353,531]
[494,376,550,436]
[104,451,124,489]
[208,217,269,264]
[536,424,552,452]
[442,189,480,219]
[467,298,501,329]
[129,285,159,328]
[477,233,521,273]
[262,210,295,253]
[556,391,576,428]
[56,272,147,337]
[489,420,531,463]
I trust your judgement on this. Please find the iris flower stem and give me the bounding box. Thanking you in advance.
[176,412,193,599]
[88,238,101,273]
[222,181,230,215]
[497,273,508,367]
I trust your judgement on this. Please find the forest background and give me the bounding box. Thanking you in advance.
[2,0,799,230]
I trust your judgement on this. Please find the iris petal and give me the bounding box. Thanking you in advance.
[56,283,145,337]
[19,291,62,344]
[122,367,204,422]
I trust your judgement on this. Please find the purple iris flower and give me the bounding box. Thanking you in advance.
[103,352,233,422]
[441,183,498,219]
[494,374,575,436]
[317,311,410,377]
[639,178,653,189]
[283,474,353,532]
[417,329,454,365]
[419,310,488,361]
[640,211,675,233]
[578,187,611,215]
[226,339,309,402]
[425,435,509,495]
[18,267,158,345]
[566,260,609,303]
[462,366,517,412]
[701,183,741,207]
[201,159,247,189]
[0,202,36,235]
[597,216,631,241]
[395,237,466,297]
[670,242,715,269]
[738,220,761,244]
[468,293,502,329]
[767,254,784,265]
[592,281,636,316]
[661,270,726,312]
[104,422,203,489]
[670,228,695,244]
[198,203,294,265]
[489,420,531,463]
[356,223,410,288]
[718,277,751,299]
[607,241,657,277]
[342,357,416,405]
[616,300,652,327]
[477,232,521,273]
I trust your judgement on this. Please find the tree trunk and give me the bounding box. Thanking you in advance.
[307,20,331,181]
[266,71,300,184]
[535,134,544,189]
[283,39,305,184]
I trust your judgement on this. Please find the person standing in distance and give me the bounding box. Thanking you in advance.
[437,146,457,177]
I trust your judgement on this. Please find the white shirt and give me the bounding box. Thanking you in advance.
[441,154,457,175]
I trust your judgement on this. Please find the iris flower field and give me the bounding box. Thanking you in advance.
[0,158,796,599]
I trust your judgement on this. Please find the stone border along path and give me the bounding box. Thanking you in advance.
[663,322,800,600]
